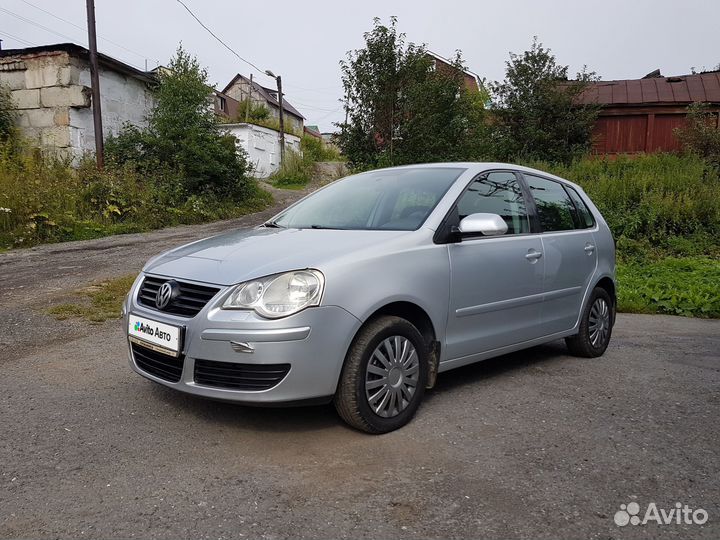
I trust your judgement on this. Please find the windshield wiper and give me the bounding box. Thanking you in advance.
[309,224,340,229]
[263,220,284,228]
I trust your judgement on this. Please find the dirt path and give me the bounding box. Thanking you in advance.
[0,182,307,359]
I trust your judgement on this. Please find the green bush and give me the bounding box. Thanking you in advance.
[300,134,342,162]
[675,103,720,169]
[0,84,17,143]
[106,45,252,199]
[0,141,271,249]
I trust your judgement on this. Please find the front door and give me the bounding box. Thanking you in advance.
[445,171,545,361]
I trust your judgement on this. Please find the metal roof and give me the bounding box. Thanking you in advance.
[577,71,720,106]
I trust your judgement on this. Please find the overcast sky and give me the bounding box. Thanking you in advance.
[1,0,718,131]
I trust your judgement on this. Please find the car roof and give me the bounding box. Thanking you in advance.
[368,162,583,192]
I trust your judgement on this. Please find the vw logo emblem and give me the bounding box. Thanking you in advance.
[155,281,176,310]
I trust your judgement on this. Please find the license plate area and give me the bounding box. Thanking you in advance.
[128,314,183,357]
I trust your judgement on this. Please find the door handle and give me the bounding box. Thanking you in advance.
[525,250,543,261]
[584,243,596,253]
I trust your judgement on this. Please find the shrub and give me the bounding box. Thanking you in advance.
[0,140,271,249]
[269,149,312,188]
[489,38,600,164]
[0,84,17,143]
[675,102,720,169]
[300,134,341,162]
[337,17,488,169]
[106,45,252,199]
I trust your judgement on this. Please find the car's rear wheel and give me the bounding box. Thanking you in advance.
[334,315,428,434]
[565,287,614,357]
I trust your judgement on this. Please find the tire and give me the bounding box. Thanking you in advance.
[565,287,614,358]
[334,315,428,434]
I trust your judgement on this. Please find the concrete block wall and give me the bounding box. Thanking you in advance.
[0,50,154,160]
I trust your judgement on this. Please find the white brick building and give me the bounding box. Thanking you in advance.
[0,43,155,159]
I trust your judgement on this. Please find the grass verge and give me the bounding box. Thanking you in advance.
[48,274,136,323]
[617,256,720,318]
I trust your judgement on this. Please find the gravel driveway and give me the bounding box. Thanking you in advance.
[1,186,718,539]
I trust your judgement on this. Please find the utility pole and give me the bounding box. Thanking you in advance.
[86,0,104,168]
[244,73,252,123]
[277,75,285,164]
[265,70,284,164]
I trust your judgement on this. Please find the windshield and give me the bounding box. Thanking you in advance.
[272,167,465,231]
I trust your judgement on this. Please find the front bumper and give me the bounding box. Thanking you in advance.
[123,277,362,405]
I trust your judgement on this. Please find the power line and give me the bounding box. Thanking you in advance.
[0,5,148,72]
[0,6,83,45]
[175,0,266,76]
[18,0,156,65]
[0,29,39,47]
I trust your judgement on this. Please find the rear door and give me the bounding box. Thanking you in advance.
[522,174,598,335]
[444,171,545,360]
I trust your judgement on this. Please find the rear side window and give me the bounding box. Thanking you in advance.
[456,171,530,235]
[566,187,595,228]
[525,175,576,232]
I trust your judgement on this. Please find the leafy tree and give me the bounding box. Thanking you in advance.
[337,17,487,168]
[107,46,250,198]
[675,102,720,169]
[0,84,17,143]
[489,38,600,163]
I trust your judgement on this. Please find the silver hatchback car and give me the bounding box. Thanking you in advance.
[123,163,615,433]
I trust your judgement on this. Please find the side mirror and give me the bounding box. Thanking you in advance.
[458,213,508,236]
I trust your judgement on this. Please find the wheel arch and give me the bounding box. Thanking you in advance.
[346,300,441,389]
[594,275,617,324]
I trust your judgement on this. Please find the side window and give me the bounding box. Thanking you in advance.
[456,171,529,235]
[566,186,595,229]
[525,175,577,232]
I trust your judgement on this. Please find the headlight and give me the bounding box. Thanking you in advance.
[222,269,324,318]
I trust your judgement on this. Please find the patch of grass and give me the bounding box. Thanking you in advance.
[269,135,344,189]
[270,149,312,188]
[617,257,720,318]
[48,274,137,323]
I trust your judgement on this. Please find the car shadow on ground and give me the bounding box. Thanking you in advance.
[142,340,572,434]
[428,340,571,397]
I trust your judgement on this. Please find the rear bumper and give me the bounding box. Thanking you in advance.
[123,285,362,404]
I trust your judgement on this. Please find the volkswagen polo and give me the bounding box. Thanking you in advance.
[123,163,615,433]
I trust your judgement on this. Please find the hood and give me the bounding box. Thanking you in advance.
[144,226,412,285]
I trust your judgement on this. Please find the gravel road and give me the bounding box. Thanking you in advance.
[1,185,718,539]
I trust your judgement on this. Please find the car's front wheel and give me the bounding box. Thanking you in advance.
[334,315,428,434]
[565,286,614,357]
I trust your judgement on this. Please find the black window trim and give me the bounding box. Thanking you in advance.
[433,168,538,243]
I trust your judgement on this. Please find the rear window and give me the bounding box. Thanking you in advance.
[566,186,596,229]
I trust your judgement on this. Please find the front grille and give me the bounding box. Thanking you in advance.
[194,360,291,391]
[137,276,220,317]
[132,343,184,382]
